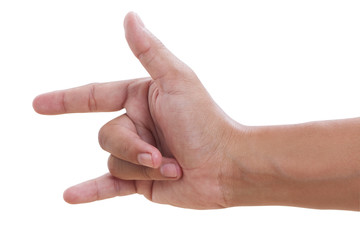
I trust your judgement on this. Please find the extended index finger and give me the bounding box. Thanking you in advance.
[33,79,135,115]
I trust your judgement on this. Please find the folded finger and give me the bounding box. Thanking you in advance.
[108,155,182,180]
[99,114,162,168]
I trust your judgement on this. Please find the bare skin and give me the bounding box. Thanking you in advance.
[33,12,360,211]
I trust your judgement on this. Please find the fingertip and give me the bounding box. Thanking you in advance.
[124,11,136,27]
[149,149,161,168]
[160,163,181,179]
[124,11,137,36]
[124,12,144,29]
[63,187,79,204]
[63,182,93,204]
[32,95,43,114]
[137,150,161,169]
[160,157,183,180]
[32,92,63,115]
[32,94,52,115]
[137,145,163,168]
[124,11,151,60]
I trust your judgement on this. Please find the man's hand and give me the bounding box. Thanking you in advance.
[33,12,241,209]
[33,12,360,211]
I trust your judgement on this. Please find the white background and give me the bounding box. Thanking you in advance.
[0,0,359,239]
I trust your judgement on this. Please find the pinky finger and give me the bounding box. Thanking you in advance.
[63,173,136,204]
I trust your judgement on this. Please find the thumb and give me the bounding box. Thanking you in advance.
[124,12,196,92]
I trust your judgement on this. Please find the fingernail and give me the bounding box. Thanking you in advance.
[160,163,178,178]
[137,153,153,168]
[134,13,145,27]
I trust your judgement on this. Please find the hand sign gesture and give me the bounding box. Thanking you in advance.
[33,12,241,209]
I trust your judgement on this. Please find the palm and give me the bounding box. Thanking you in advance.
[123,77,230,208]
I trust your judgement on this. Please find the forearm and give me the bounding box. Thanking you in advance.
[227,118,360,211]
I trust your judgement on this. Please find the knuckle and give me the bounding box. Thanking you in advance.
[117,131,136,160]
[121,140,135,160]
[107,155,118,176]
[87,83,98,112]
[94,178,101,201]
[141,167,152,179]
[98,124,109,150]
[137,46,152,64]
[112,178,121,195]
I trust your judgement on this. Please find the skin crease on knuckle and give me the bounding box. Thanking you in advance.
[88,83,98,112]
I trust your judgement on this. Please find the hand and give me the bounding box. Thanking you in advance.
[33,12,242,209]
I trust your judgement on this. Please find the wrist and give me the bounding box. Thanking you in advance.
[223,120,360,211]
[222,123,283,207]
